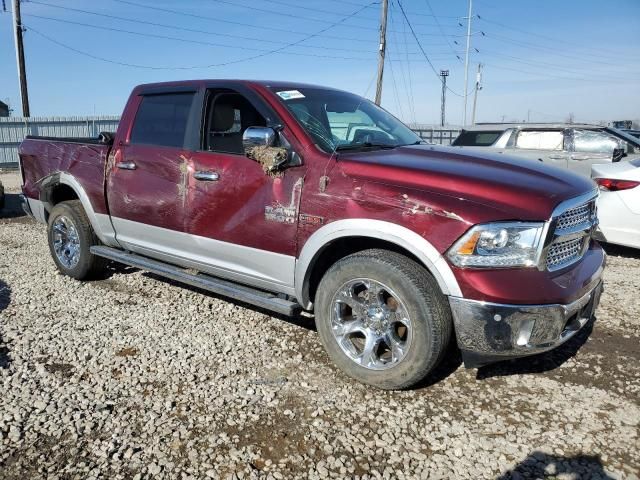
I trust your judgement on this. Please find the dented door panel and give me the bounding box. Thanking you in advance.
[107,144,190,246]
[185,150,305,257]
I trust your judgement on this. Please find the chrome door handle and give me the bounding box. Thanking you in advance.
[548,154,567,160]
[116,161,137,170]
[194,171,219,181]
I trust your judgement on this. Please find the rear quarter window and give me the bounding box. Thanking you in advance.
[130,93,195,148]
[452,131,502,146]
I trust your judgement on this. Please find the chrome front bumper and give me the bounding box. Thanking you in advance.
[449,280,604,368]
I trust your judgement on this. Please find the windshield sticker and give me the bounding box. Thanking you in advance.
[276,90,305,100]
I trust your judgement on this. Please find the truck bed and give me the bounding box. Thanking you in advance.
[19,136,112,217]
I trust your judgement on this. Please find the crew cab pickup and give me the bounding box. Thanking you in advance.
[19,80,605,389]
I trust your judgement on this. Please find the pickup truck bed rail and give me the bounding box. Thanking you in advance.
[25,134,114,145]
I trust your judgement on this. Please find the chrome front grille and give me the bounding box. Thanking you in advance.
[546,237,585,270]
[544,193,598,271]
[555,200,596,234]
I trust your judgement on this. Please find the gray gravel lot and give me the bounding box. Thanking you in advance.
[0,171,638,479]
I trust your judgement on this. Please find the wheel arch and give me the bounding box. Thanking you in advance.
[295,219,462,310]
[39,172,115,245]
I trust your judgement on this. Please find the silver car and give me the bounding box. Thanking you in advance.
[451,123,640,177]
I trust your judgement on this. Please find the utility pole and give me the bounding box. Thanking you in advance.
[440,70,449,127]
[470,63,482,125]
[374,0,389,106]
[462,0,473,126]
[12,0,30,117]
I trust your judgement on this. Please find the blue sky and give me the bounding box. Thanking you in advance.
[1,0,639,126]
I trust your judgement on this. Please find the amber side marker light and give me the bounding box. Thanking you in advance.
[458,231,481,255]
[595,178,640,192]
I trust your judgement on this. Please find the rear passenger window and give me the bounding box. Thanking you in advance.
[515,130,564,151]
[452,131,503,146]
[130,93,194,148]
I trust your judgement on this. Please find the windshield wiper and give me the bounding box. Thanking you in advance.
[335,142,399,151]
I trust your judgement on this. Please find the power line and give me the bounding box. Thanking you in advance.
[26,0,381,54]
[114,0,467,39]
[23,14,376,60]
[208,0,463,35]
[208,0,382,32]
[321,0,463,18]
[482,31,635,68]
[110,0,374,44]
[477,16,640,60]
[22,1,380,70]
[423,0,462,63]
[479,61,640,84]
[31,0,450,56]
[247,0,461,27]
[385,51,406,121]
[388,1,416,124]
[399,4,417,125]
[461,0,473,126]
[474,48,640,80]
[395,0,465,97]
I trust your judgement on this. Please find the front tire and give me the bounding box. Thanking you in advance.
[315,249,452,390]
[47,200,106,280]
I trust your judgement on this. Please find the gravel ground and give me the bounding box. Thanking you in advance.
[1,171,638,479]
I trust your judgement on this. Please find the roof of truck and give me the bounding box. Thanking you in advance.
[134,79,345,92]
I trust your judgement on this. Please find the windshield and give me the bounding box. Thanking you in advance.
[269,87,421,152]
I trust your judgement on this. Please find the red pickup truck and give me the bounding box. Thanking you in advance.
[19,80,604,389]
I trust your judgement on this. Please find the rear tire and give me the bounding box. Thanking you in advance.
[315,249,452,390]
[47,200,106,280]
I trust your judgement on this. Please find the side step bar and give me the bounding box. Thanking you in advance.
[90,246,301,316]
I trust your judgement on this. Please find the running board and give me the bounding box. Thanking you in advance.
[90,246,301,316]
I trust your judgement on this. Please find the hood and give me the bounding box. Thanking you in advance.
[338,144,596,220]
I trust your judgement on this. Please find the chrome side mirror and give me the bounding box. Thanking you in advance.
[243,126,277,151]
[243,126,292,174]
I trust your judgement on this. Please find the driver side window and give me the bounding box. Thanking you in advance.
[203,91,266,155]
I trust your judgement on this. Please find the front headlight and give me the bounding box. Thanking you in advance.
[447,222,546,268]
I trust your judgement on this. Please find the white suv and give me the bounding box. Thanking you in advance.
[451,123,640,177]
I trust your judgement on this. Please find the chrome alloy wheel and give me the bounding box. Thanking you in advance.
[330,278,412,370]
[52,215,81,269]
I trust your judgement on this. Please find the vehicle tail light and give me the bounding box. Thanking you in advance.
[595,178,640,191]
